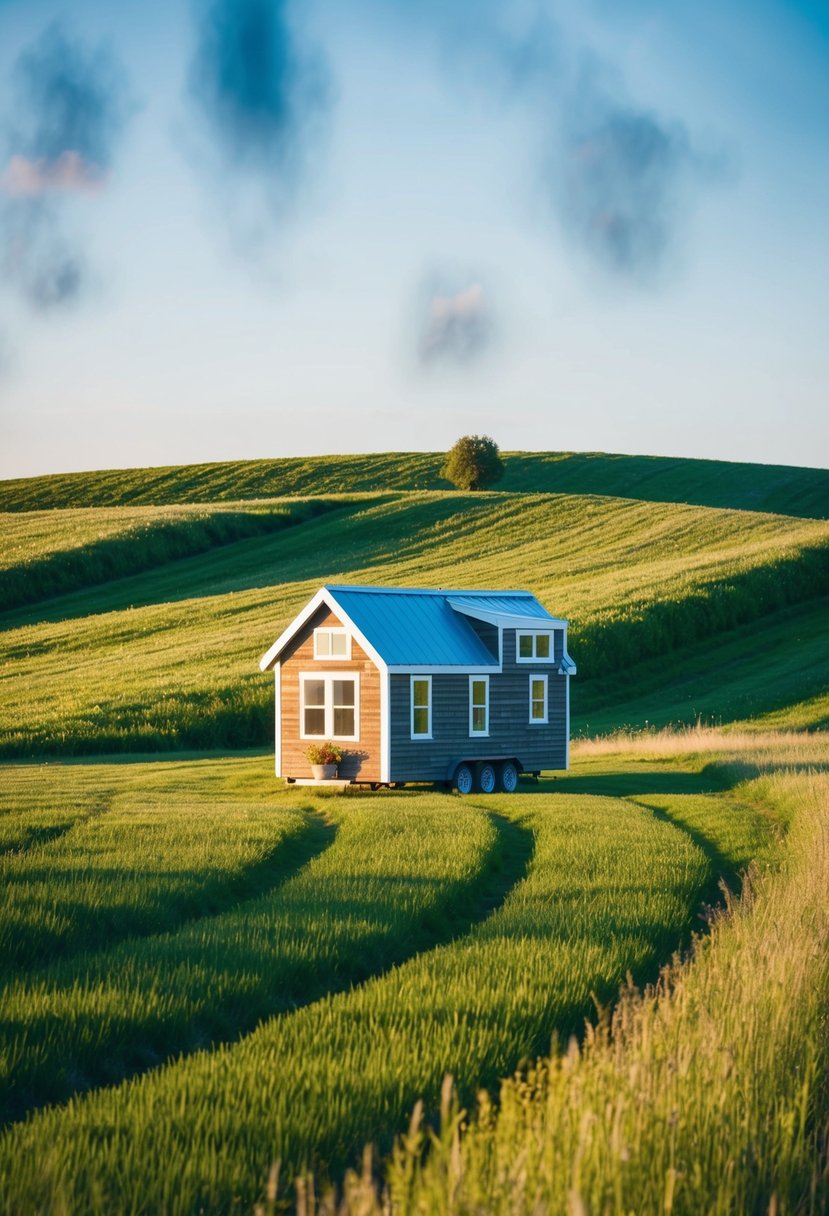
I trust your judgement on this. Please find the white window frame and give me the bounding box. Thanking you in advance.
[299,672,360,741]
[529,673,548,724]
[516,630,556,663]
[410,675,432,740]
[469,675,489,737]
[313,627,352,661]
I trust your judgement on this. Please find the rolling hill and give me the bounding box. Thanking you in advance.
[1,448,827,517]
[1,452,827,756]
[1,448,827,1214]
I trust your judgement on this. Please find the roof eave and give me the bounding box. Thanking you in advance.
[259,586,389,673]
[448,600,568,631]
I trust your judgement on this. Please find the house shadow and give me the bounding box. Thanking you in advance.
[518,767,730,798]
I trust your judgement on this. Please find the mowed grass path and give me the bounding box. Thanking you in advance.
[0,752,777,1214]
[0,764,506,1125]
[2,493,828,754]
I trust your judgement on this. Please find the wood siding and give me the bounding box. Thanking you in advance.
[280,605,382,781]
[389,629,568,781]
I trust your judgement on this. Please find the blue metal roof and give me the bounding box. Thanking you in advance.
[447,594,556,621]
[325,585,559,667]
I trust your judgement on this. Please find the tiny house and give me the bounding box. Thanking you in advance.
[259,584,576,792]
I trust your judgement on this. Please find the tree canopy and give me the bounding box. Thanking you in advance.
[441,435,505,491]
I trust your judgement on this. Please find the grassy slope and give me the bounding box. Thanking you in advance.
[1,491,827,754]
[1,450,827,517]
[0,497,343,612]
[577,594,829,734]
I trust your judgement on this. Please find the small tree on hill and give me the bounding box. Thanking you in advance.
[441,434,505,491]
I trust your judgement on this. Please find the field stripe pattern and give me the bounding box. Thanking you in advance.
[0,768,511,1125]
[0,767,776,1215]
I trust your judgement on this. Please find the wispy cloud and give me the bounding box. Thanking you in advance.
[553,66,720,283]
[0,23,133,311]
[187,0,332,248]
[427,11,728,286]
[417,275,494,366]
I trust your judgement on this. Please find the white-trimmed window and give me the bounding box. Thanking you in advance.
[529,674,548,724]
[469,675,489,737]
[410,675,432,739]
[516,630,556,663]
[300,673,359,740]
[314,627,351,660]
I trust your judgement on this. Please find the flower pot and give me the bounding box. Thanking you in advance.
[311,763,338,780]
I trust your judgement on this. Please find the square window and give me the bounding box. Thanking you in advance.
[314,628,351,660]
[516,631,555,662]
[301,675,359,740]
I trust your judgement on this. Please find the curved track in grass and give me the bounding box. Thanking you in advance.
[0,792,313,979]
[0,800,530,1127]
[0,781,770,1216]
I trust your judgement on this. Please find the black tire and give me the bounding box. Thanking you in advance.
[476,761,497,794]
[498,760,520,793]
[454,762,474,795]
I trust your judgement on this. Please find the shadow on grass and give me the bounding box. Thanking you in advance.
[520,768,728,797]
[0,807,335,982]
[0,811,534,1129]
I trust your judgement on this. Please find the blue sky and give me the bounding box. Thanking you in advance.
[0,0,827,477]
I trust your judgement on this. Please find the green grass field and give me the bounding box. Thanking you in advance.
[0,744,781,1213]
[0,448,827,1213]
[2,489,828,756]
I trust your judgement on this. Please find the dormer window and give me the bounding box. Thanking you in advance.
[314,627,351,660]
[516,630,556,662]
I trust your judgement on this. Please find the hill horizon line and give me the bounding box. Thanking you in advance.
[2,447,827,520]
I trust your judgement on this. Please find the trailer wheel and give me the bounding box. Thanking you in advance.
[476,762,497,794]
[499,760,520,793]
[454,763,474,795]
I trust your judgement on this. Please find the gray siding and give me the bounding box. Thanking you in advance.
[389,630,568,782]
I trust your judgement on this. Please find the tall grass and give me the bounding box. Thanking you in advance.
[332,731,829,1216]
[0,784,499,1124]
[0,774,776,1214]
